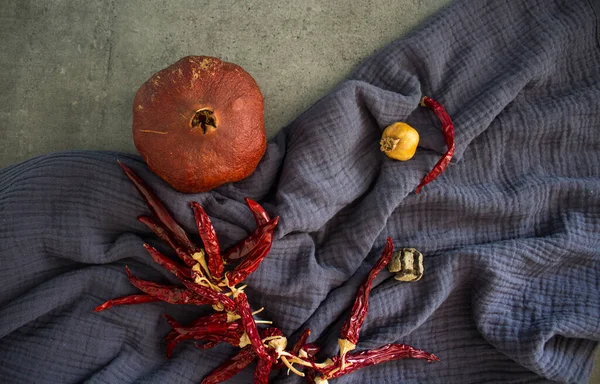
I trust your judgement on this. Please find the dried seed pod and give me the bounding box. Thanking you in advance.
[388,248,424,282]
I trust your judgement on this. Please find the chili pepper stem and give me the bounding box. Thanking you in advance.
[338,338,356,369]
[252,307,264,315]
[238,332,251,348]
[192,250,213,280]
[280,355,305,377]
[255,320,273,325]
[191,264,222,292]
[279,352,316,369]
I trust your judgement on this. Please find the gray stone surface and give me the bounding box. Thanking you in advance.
[1,0,449,168]
[0,1,598,382]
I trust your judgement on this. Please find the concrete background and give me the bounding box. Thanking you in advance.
[0,0,598,381]
[0,0,452,168]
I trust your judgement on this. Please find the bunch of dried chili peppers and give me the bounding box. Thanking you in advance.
[95,162,439,383]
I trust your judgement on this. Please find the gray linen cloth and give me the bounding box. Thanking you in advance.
[1,0,599,382]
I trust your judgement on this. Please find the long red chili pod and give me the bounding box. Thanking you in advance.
[415,96,455,193]
[165,312,229,329]
[118,161,201,254]
[235,292,276,363]
[245,197,270,226]
[190,202,224,280]
[222,216,278,263]
[163,313,228,347]
[254,358,273,384]
[292,329,311,356]
[142,243,193,280]
[321,343,439,379]
[164,314,242,358]
[225,217,279,286]
[94,294,160,312]
[168,323,243,358]
[125,267,210,306]
[200,345,257,384]
[179,279,236,312]
[138,215,197,267]
[338,238,394,364]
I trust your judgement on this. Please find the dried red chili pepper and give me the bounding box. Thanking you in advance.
[93,294,159,312]
[138,215,197,267]
[225,217,279,286]
[255,358,273,384]
[124,266,210,306]
[142,243,193,280]
[244,197,270,226]
[171,322,242,352]
[179,279,236,312]
[319,343,439,380]
[190,202,224,280]
[415,96,455,193]
[234,292,276,363]
[338,237,394,366]
[118,161,201,254]
[200,345,257,384]
[222,215,278,263]
[163,313,241,358]
[292,329,311,356]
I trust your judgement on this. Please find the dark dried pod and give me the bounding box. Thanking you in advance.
[388,248,423,282]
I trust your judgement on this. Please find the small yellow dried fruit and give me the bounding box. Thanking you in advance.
[379,122,420,161]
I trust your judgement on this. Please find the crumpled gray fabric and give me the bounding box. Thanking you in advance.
[1,0,599,383]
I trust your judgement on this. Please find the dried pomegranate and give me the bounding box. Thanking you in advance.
[132,56,266,193]
[379,122,420,161]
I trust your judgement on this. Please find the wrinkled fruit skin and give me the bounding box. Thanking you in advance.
[133,56,266,193]
[380,122,420,161]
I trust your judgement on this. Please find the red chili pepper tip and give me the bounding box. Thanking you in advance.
[118,160,201,254]
[190,202,225,280]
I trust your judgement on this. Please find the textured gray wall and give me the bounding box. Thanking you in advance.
[0,0,451,168]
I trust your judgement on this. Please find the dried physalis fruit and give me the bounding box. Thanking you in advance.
[388,248,424,282]
[379,122,420,161]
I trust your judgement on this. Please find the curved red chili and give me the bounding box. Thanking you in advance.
[164,314,243,358]
[200,345,257,384]
[142,243,193,280]
[292,328,311,356]
[415,96,455,193]
[124,266,210,306]
[338,238,394,363]
[235,292,276,364]
[118,161,201,254]
[93,294,160,312]
[225,217,279,286]
[138,215,197,267]
[254,358,273,384]
[321,343,439,379]
[244,197,270,226]
[190,202,224,280]
[179,279,236,312]
[222,216,278,264]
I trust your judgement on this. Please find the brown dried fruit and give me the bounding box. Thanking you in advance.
[132,56,266,193]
